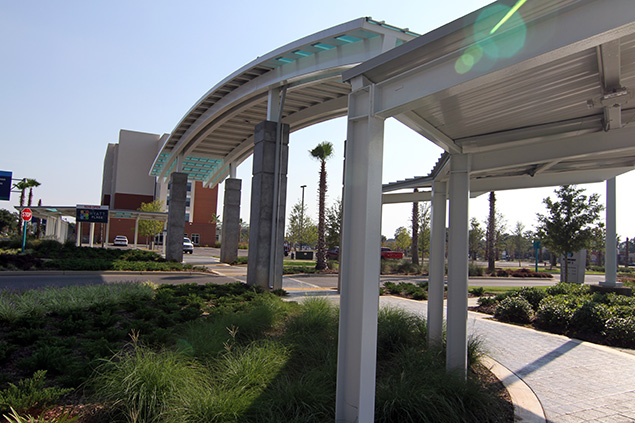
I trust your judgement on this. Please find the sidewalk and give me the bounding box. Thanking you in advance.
[296,290,635,423]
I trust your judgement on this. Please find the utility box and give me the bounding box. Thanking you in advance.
[560,250,586,284]
[295,251,314,260]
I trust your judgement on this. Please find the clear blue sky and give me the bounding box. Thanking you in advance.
[2,1,634,239]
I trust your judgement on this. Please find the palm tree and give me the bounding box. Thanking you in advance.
[25,179,41,207]
[14,179,29,208]
[309,141,333,270]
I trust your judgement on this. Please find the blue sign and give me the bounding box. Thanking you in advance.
[0,171,11,201]
[76,204,109,223]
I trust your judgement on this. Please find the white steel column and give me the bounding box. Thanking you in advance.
[76,222,81,247]
[602,177,620,286]
[336,78,384,423]
[446,154,470,377]
[105,219,110,248]
[428,181,447,349]
[134,217,140,249]
[89,223,95,248]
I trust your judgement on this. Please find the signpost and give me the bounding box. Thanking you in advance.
[21,208,32,252]
[0,171,12,201]
[533,240,541,272]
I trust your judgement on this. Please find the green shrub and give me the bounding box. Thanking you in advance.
[534,295,582,333]
[517,287,548,310]
[604,316,635,348]
[494,296,533,323]
[469,287,485,297]
[468,263,485,277]
[570,301,610,335]
[0,370,72,415]
[231,256,248,265]
[546,282,589,296]
[477,296,497,307]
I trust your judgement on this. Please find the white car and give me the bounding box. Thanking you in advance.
[183,237,194,254]
[113,235,128,246]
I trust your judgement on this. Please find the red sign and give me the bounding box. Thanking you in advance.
[21,208,32,222]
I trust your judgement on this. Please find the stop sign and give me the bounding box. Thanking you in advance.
[21,208,32,222]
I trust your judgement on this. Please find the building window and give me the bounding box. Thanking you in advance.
[185,213,190,222]
[187,182,192,192]
[185,198,191,207]
[191,234,200,245]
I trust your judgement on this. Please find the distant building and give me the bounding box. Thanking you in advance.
[101,129,218,246]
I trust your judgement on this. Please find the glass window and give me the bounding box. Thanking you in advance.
[191,234,200,244]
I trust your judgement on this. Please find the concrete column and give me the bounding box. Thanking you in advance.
[220,178,242,264]
[336,80,384,423]
[166,172,188,262]
[602,177,620,286]
[446,154,470,377]
[428,180,447,349]
[246,120,289,290]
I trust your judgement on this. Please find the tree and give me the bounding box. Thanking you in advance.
[287,201,317,250]
[589,223,606,266]
[394,226,411,252]
[239,219,250,245]
[26,179,40,207]
[137,200,165,249]
[469,218,485,261]
[486,192,496,273]
[13,179,29,208]
[0,209,19,235]
[417,203,431,259]
[325,199,342,249]
[411,191,419,265]
[510,222,529,266]
[309,141,334,270]
[536,185,604,282]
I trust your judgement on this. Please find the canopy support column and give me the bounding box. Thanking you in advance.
[446,154,470,377]
[336,78,384,423]
[428,180,446,349]
[601,177,620,287]
[221,178,242,264]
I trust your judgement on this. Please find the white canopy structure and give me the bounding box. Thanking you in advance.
[336,0,635,421]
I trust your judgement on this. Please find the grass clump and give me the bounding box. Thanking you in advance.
[0,370,72,416]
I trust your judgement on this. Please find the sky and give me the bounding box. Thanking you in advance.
[1,1,634,240]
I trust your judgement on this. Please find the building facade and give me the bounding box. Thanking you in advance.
[101,129,218,246]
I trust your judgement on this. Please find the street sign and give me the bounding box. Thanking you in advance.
[21,208,32,222]
[0,171,11,201]
[76,205,109,223]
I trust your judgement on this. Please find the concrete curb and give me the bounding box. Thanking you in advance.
[0,270,212,277]
[481,356,546,423]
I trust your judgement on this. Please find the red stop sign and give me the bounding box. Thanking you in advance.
[21,208,32,222]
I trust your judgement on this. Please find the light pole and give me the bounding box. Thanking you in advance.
[300,185,307,251]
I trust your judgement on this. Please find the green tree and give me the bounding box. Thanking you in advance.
[0,209,19,235]
[469,218,485,261]
[325,199,342,249]
[589,223,606,266]
[26,179,40,207]
[536,185,604,282]
[287,201,317,250]
[510,222,529,266]
[137,200,165,249]
[394,226,411,252]
[417,203,431,259]
[309,141,334,270]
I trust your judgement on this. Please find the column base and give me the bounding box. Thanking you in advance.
[591,283,631,297]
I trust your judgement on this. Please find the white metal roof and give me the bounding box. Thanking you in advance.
[342,0,635,195]
[152,18,418,187]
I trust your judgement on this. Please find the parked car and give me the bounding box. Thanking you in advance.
[327,247,340,260]
[381,247,403,260]
[113,235,128,246]
[183,237,194,254]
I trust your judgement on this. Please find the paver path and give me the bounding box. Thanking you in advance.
[377,296,635,423]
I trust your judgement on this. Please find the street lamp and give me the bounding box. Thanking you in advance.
[300,185,307,251]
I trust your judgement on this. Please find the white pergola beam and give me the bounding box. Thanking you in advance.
[470,125,635,175]
[372,0,635,119]
[382,190,431,204]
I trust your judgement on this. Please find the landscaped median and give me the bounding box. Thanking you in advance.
[0,281,513,422]
[0,240,207,272]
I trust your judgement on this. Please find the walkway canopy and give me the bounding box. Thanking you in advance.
[150,18,418,187]
[336,0,635,421]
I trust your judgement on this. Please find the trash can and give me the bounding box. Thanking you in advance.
[295,251,314,260]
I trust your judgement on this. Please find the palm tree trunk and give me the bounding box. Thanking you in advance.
[316,160,327,270]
